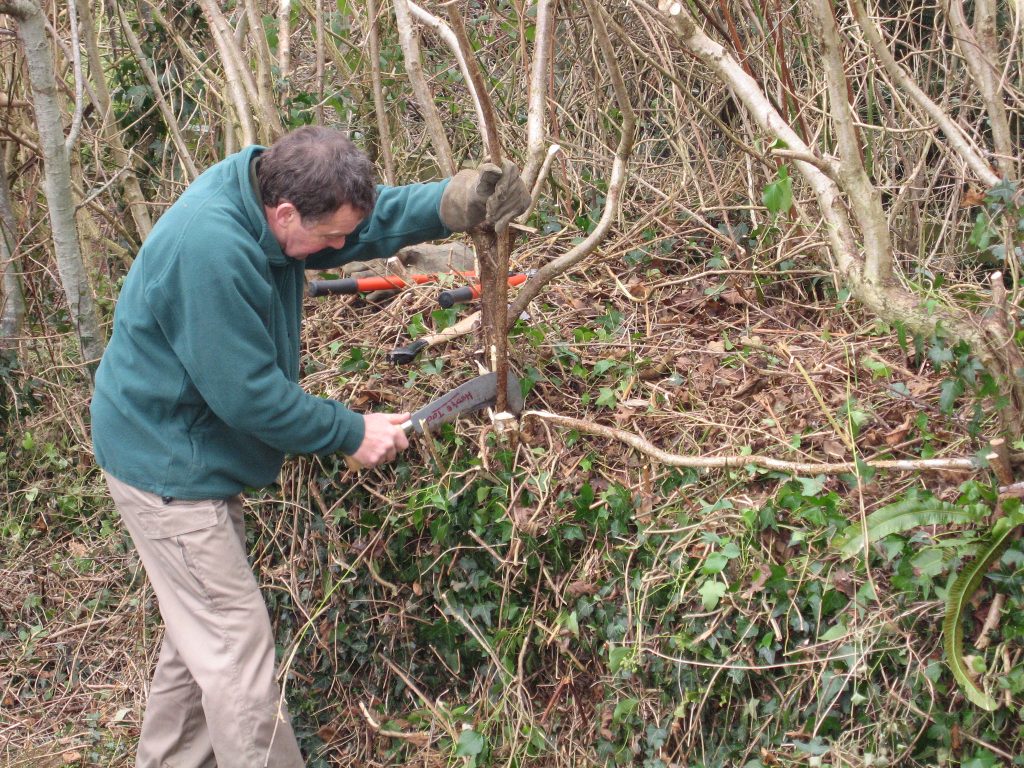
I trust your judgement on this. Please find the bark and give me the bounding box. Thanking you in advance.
[525,411,992,475]
[392,0,456,176]
[520,0,556,192]
[810,0,892,284]
[442,4,513,411]
[849,0,1000,187]
[278,0,291,83]
[407,2,489,150]
[313,12,370,132]
[0,150,24,345]
[314,0,324,124]
[64,0,84,151]
[243,0,284,140]
[0,0,104,374]
[76,0,152,244]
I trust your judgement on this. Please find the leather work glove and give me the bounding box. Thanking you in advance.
[439,159,531,233]
[342,243,475,302]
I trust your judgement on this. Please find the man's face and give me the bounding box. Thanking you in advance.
[269,203,365,260]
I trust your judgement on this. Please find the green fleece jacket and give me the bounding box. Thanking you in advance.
[91,146,450,499]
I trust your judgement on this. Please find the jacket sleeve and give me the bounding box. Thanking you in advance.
[145,235,365,457]
[304,180,452,270]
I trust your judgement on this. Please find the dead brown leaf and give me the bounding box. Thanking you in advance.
[821,439,846,458]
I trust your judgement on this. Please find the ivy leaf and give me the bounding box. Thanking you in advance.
[702,551,729,575]
[862,357,891,379]
[762,165,793,216]
[963,749,1001,768]
[939,379,964,413]
[612,697,639,723]
[792,738,831,756]
[796,476,826,497]
[608,646,632,673]
[455,729,485,757]
[699,580,726,610]
[721,540,742,559]
[969,214,994,250]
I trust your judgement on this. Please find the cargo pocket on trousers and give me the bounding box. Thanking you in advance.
[135,498,221,540]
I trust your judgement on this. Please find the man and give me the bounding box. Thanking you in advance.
[91,125,529,767]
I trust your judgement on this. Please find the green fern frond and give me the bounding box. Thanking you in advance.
[942,522,1016,711]
[834,492,984,559]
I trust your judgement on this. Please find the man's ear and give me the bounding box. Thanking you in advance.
[267,201,298,229]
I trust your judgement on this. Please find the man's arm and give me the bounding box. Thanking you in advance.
[305,181,451,270]
[147,241,366,457]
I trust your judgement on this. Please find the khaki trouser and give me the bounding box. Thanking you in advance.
[105,472,305,768]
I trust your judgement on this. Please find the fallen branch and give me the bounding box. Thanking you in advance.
[358,702,432,746]
[378,654,459,742]
[523,411,989,475]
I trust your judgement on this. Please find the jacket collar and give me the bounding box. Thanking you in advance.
[237,145,292,268]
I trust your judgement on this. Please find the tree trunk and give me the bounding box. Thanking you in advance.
[1,0,104,376]
[243,0,284,141]
[0,148,24,345]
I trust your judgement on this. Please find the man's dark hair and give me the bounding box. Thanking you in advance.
[258,126,377,222]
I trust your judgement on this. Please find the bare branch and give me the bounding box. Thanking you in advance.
[0,0,104,372]
[406,2,489,156]
[278,0,291,82]
[366,0,396,184]
[440,4,511,410]
[314,0,324,124]
[197,0,258,146]
[944,0,1017,179]
[63,0,84,152]
[849,0,1001,186]
[391,0,455,175]
[654,0,1024,434]
[521,0,556,190]
[508,0,638,325]
[810,0,892,283]
[0,150,24,344]
[242,0,284,140]
[519,143,562,223]
[77,0,152,242]
[116,4,200,180]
